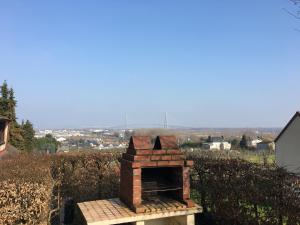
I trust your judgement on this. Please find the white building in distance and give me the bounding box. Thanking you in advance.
[250,138,263,148]
[202,136,231,150]
[275,112,300,173]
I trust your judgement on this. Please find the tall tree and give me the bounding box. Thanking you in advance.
[240,135,248,149]
[207,135,212,143]
[34,134,59,153]
[0,80,9,117]
[8,88,17,122]
[0,80,35,151]
[21,120,35,152]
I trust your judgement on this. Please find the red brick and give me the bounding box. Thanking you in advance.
[172,155,185,160]
[134,155,151,161]
[135,150,153,155]
[140,161,157,167]
[151,155,161,161]
[133,176,141,182]
[133,169,141,176]
[184,199,195,208]
[168,161,184,166]
[183,167,189,173]
[152,150,166,155]
[157,161,170,167]
[133,186,141,193]
[183,193,190,199]
[133,197,141,205]
[166,149,181,155]
[183,187,190,195]
[185,160,194,167]
[131,162,141,168]
[133,179,141,186]
[161,155,172,161]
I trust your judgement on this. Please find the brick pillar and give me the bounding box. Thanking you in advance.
[120,161,133,206]
[183,167,190,199]
[132,168,142,207]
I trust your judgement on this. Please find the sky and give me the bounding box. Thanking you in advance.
[0,0,300,129]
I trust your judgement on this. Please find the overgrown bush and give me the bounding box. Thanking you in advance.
[49,151,122,224]
[0,154,52,225]
[1,150,299,225]
[189,151,300,225]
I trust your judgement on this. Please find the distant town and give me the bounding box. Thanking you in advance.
[34,128,133,151]
[34,127,281,153]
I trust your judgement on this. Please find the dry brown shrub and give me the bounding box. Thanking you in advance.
[1,150,299,225]
[0,154,52,225]
[189,151,300,225]
[49,151,121,224]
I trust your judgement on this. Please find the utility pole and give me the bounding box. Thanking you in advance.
[164,112,168,129]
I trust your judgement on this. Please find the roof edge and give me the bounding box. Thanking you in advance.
[274,111,300,142]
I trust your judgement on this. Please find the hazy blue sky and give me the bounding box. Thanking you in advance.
[0,0,299,129]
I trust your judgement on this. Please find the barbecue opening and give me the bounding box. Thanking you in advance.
[141,167,182,202]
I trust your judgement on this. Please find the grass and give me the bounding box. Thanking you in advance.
[238,151,275,165]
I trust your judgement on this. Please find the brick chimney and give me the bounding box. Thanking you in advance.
[120,135,195,213]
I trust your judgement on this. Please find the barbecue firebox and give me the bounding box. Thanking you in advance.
[120,135,195,213]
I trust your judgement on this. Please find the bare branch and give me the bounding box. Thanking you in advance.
[283,8,300,19]
[290,0,300,4]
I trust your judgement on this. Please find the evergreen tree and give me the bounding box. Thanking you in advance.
[21,120,35,152]
[8,88,17,121]
[207,135,212,143]
[0,80,9,117]
[240,135,248,149]
[34,134,59,153]
[0,80,35,151]
[9,122,24,150]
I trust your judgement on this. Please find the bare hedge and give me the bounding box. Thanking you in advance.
[1,151,299,225]
[49,152,121,223]
[0,154,52,225]
[189,151,300,225]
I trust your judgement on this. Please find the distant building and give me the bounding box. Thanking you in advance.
[275,112,300,173]
[256,141,275,151]
[249,138,263,148]
[56,137,66,142]
[202,136,231,150]
[0,116,10,153]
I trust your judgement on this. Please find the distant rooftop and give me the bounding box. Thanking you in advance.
[208,136,224,143]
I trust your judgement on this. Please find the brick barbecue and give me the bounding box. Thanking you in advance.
[120,135,195,213]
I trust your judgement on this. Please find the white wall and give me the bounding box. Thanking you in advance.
[203,142,231,150]
[142,215,194,225]
[145,218,170,225]
[276,116,300,173]
[0,122,9,152]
